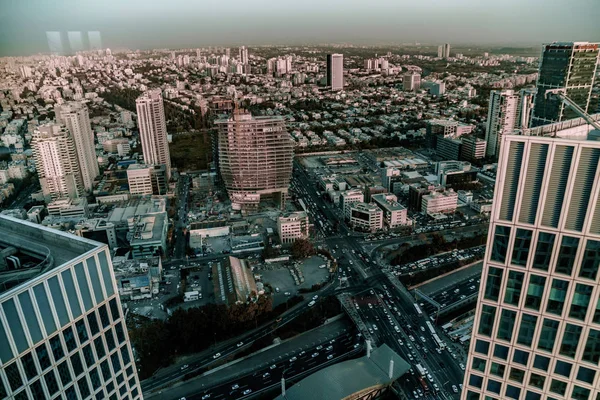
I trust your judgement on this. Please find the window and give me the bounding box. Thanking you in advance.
[572,386,591,400]
[33,284,57,336]
[75,263,93,311]
[533,232,555,271]
[3,298,28,353]
[547,279,569,315]
[525,391,541,400]
[71,352,84,376]
[90,368,102,390]
[88,312,100,336]
[36,343,51,371]
[550,379,567,396]
[513,349,529,365]
[504,270,524,305]
[497,309,516,341]
[87,257,105,304]
[0,320,13,363]
[490,362,505,378]
[524,275,546,310]
[478,305,496,336]
[21,352,38,381]
[94,337,106,359]
[121,346,131,365]
[512,228,532,266]
[475,339,490,355]
[63,326,78,352]
[487,379,501,394]
[106,329,116,351]
[101,360,112,381]
[111,351,122,373]
[570,283,593,320]
[555,236,579,276]
[554,360,572,378]
[537,318,559,352]
[469,374,483,388]
[583,329,600,364]
[5,362,23,391]
[484,267,504,301]
[559,323,582,360]
[61,269,83,318]
[30,380,44,400]
[49,335,65,362]
[76,319,89,343]
[491,225,511,263]
[48,276,70,326]
[593,296,600,324]
[109,298,120,321]
[99,305,110,328]
[98,251,116,297]
[517,314,538,346]
[17,291,43,344]
[505,385,521,399]
[78,376,91,398]
[533,355,550,370]
[493,344,509,360]
[65,385,78,400]
[576,366,595,384]
[580,240,600,280]
[466,392,480,400]
[509,368,525,383]
[529,373,545,389]
[83,344,96,367]
[58,361,72,386]
[44,370,59,396]
[115,322,125,343]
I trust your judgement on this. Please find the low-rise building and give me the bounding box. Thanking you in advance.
[421,190,458,214]
[340,189,364,218]
[47,197,89,218]
[371,193,408,228]
[127,164,154,195]
[278,211,309,244]
[128,212,168,259]
[461,136,487,161]
[349,202,383,232]
[75,218,118,248]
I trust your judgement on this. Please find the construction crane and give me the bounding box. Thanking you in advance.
[545,88,600,131]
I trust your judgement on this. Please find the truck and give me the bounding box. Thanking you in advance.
[183,290,200,302]
[415,364,427,377]
[414,303,423,316]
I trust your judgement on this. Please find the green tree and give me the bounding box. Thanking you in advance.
[291,239,315,259]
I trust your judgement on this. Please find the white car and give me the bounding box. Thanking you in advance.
[289,356,297,362]
[452,385,458,393]
[311,352,319,358]
[202,394,211,400]
[308,301,316,307]
[327,354,333,360]
[326,345,333,351]
[213,353,221,359]
[270,364,277,370]
[181,364,189,370]
[313,295,319,301]
[237,342,244,347]
[263,372,270,378]
[243,389,252,395]
[231,384,239,390]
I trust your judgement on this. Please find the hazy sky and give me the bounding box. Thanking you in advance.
[1,0,599,56]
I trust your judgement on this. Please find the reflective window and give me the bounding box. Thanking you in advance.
[21,352,38,380]
[583,329,600,364]
[75,262,93,311]
[525,391,541,400]
[98,251,116,297]
[517,314,538,346]
[6,362,23,391]
[86,257,104,304]
[83,344,96,367]
[484,267,504,301]
[76,319,89,343]
[571,386,590,400]
[537,318,559,352]
[88,311,100,336]
[570,283,593,320]
[505,385,521,399]
[532,232,555,271]
[490,362,505,377]
[508,367,525,383]
[121,346,131,365]
[576,366,595,384]
[90,367,101,390]
[491,225,511,263]
[3,298,28,353]
[111,351,121,373]
[44,370,59,396]
[63,326,77,352]
[33,283,57,335]
[78,376,91,398]
[487,379,501,394]
[579,240,600,280]
[49,335,64,362]
[504,270,524,305]
[58,360,72,386]
[0,319,14,363]
[478,305,496,336]
[493,344,508,360]
[513,349,529,365]
[475,339,490,355]
[466,391,480,400]
[472,357,486,372]
[36,343,51,370]
[555,236,579,276]
[101,360,112,381]
[554,360,572,377]
[48,276,70,326]
[99,305,110,328]
[497,309,516,341]
[533,354,549,370]
[30,380,44,399]
[547,279,569,315]
[61,270,82,318]
[65,385,78,400]
[106,329,116,351]
[18,291,43,344]
[529,372,545,389]
[560,323,583,358]
[70,352,84,376]
[94,337,106,359]
[115,322,125,343]
[511,228,532,266]
[469,374,483,388]
[109,298,120,321]
[525,275,546,310]
[550,379,567,396]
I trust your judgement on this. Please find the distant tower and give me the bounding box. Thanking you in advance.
[443,43,451,58]
[403,72,421,91]
[327,54,344,91]
[437,45,444,58]
[55,102,99,191]
[485,90,519,158]
[531,42,599,127]
[239,46,249,65]
[136,90,172,179]
[32,123,85,201]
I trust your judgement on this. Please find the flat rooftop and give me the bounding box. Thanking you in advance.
[0,215,100,296]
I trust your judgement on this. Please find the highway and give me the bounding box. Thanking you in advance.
[420,275,480,316]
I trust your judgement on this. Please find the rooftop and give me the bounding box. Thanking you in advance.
[0,215,100,296]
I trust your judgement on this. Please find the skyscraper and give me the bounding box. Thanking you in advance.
[443,43,451,58]
[531,42,599,127]
[239,46,249,65]
[55,102,99,191]
[403,72,421,92]
[463,122,600,400]
[437,45,444,58]
[516,88,536,130]
[485,90,519,158]
[32,123,84,201]
[0,215,141,399]
[135,90,171,179]
[327,54,344,91]
[215,109,294,211]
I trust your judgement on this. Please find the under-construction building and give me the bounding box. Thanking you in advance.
[215,109,294,211]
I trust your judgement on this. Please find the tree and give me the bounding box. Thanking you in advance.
[291,239,315,259]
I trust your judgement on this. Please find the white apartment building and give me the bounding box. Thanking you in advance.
[421,190,458,214]
[126,165,153,196]
[371,193,408,228]
[403,72,421,91]
[136,90,172,179]
[31,124,85,201]
[340,189,365,219]
[55,102,99,192]
[349,202,383,232]
[277,211,309,244]
[485,90,519,158]
[463,123,600,400]
[327,54,344,91]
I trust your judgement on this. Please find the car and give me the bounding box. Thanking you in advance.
[329,339,335,344]
[326,345,333,351]
[284,292,291,296]
[327,354,333,360]
[299,350,306,356]
[181,364,189,370]
[263,372,270,378]
[213,353,221,359]
[433,383,440,392]
[289,356,297,362]
[313,295,319,301]
[231,384,239,390]
[270,364,277,370]
[201,394,211,400]
[242,389,252,395]
[353,343,360,349]
[311,352,319,358]
[316,345,323,350]
[308,301,316,307]
[452,385,458,393]
[460,363,465,370]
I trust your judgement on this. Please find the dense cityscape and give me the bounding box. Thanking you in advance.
[0,3,599,400]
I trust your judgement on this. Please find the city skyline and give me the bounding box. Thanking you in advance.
[1,0,600,56]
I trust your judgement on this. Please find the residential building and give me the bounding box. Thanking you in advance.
[461,136,487,161]
[531,42,599,127]
[516,88,536,130]
[462,129,600,400]
[371,193,408,228]
[0,215,141,400]
[340,189,365,219]
[136,90,172,179]
[485,89,519,158]
[215,109,294,211]
[55,102,99,191]
[436,161,478,186]
[426,119,475,148]
[421,190,458,214]
[31,123,85,201]
[443,43,451,58]
[278,211,309,244]
[403,72,421,91]
[239,46,249,65]
[127,164,153,195]
[327,54,344,91]
[102,139,130,156]
[436,137,462,160]
[408,183,431,212]
[349,202,383,232]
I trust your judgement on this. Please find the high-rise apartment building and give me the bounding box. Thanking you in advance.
[32,124,84,201]
[517,88,536,130]
[463,123,600,400]
[531,42,599,127]
[403,72,421,92]
[485,90,519,158]
[326,54,344,91]
[135,90,171,179]
[0,215,141,399]
[437,45,444,58]
[55,102,99,191]
[239,46,249,65]
[215,109,293,211]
